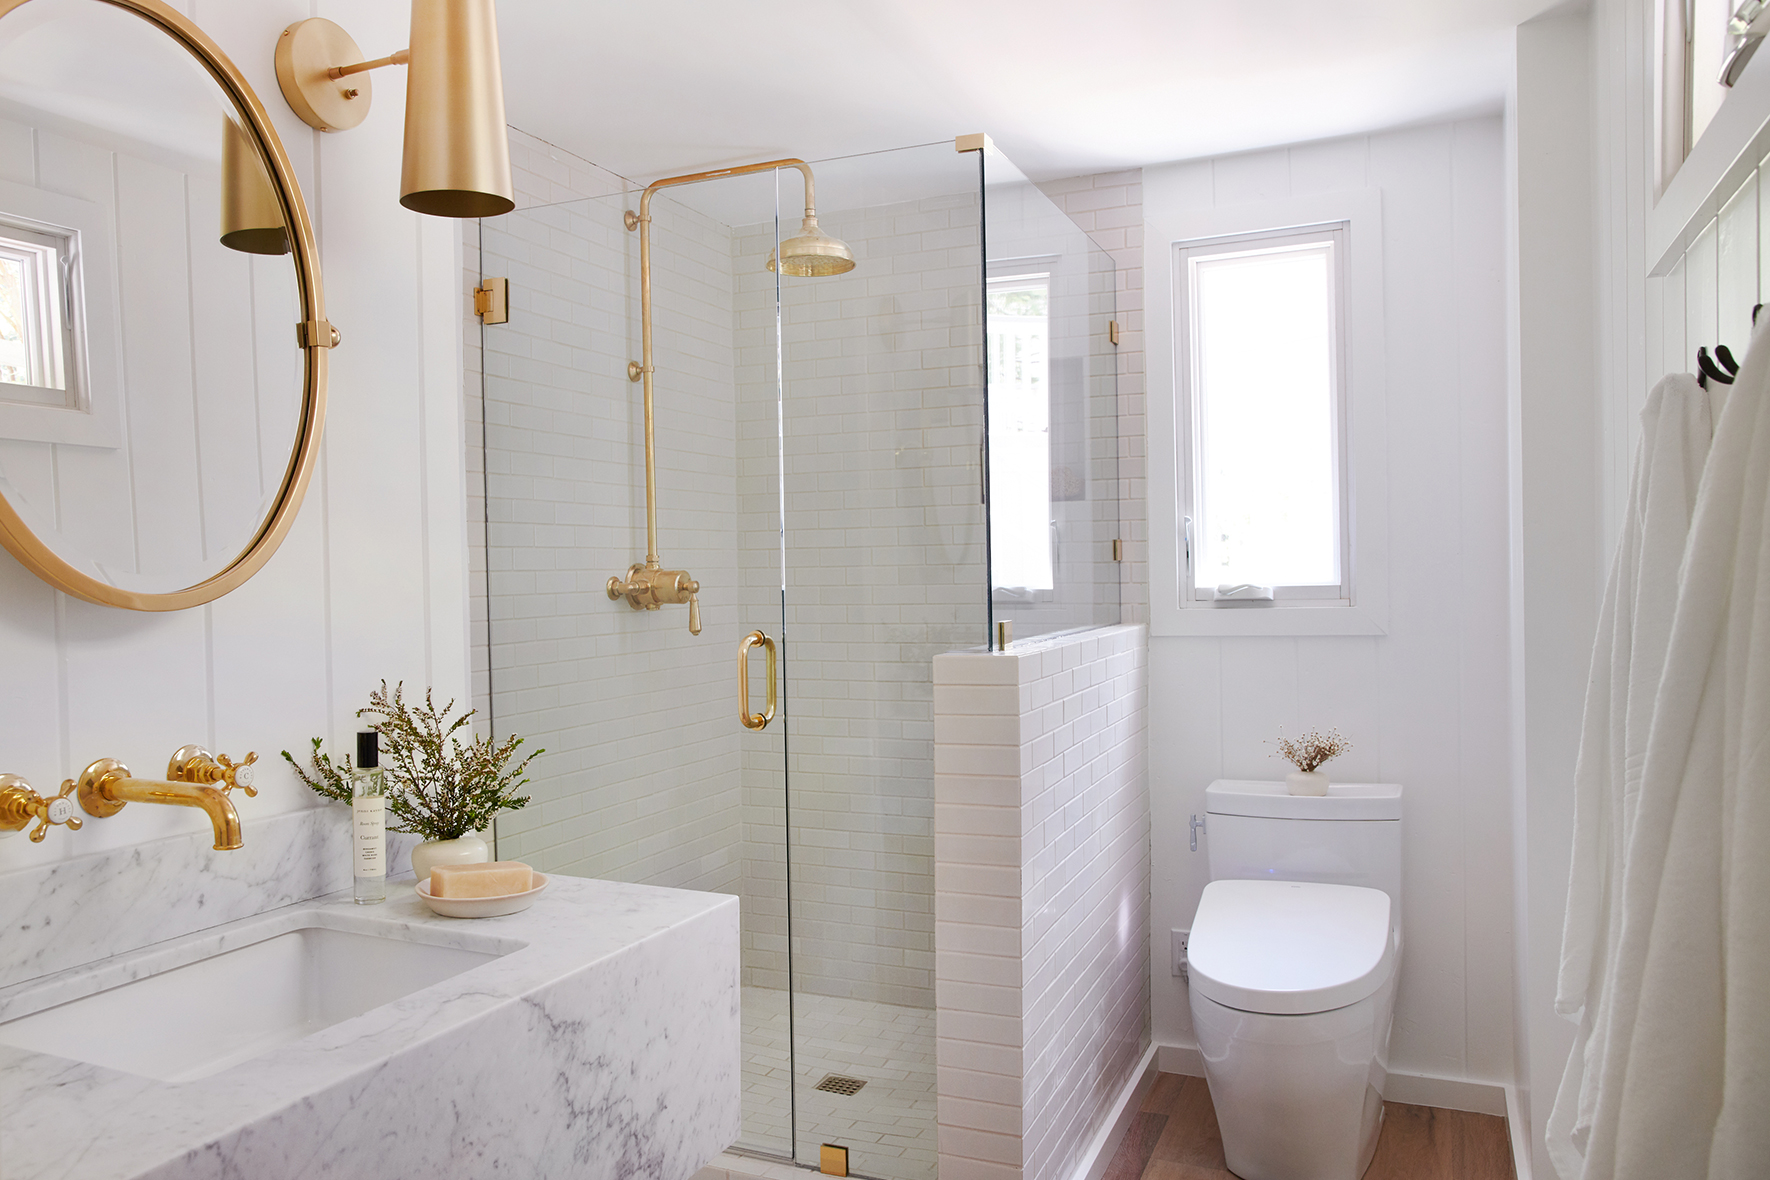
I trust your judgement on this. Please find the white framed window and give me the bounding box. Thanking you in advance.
[0,219,76,407]
[987,270,1054,598]
[1145,186,1387,637]
[1175,224,1349,606]
[0,179,120,449]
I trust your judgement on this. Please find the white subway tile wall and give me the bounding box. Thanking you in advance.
[473,137,744,892]
[466,129,634,725]
[1035,172,1146,624]
[933,624,1150,1180]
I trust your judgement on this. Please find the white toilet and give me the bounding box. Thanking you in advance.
[1186,779,1403,1180]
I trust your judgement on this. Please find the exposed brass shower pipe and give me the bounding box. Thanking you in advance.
[607,157,854,636]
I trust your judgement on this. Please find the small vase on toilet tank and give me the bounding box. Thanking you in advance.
[1287,770,1329,796]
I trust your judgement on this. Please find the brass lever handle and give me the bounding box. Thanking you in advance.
[738,630,777,731]
[0,774,83,842]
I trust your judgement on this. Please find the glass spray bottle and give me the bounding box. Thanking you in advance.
[352,730,387,904]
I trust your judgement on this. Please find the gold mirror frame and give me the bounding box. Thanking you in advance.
[0,0,329,611]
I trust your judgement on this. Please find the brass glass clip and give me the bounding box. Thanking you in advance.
[0,774,83,842]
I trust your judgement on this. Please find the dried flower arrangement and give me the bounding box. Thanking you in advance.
[1272,728,1351,774]
[282,681,539,843]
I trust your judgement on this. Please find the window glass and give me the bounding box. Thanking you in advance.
[987,273,1053,593]
[1179,227,1346,600]
[0,224,71,406]
[0,251,29,385]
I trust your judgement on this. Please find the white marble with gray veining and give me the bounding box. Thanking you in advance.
[0,876,742,1180]
[0,807,419,990]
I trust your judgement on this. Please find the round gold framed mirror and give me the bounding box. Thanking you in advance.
[0,0,330,611]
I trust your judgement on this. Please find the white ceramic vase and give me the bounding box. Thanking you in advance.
[411,835,490,884]
[1286,770,1329,796]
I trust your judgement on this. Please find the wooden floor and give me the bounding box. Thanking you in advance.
[1102,1073,1515,1180]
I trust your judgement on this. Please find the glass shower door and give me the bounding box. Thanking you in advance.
[771,143,988,1180]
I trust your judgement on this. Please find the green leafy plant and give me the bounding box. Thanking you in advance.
[1271,727,1351,774]
[283,681,540,842]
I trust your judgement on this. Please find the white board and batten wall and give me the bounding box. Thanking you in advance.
[0,0,469,877]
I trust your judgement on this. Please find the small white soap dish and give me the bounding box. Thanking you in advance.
[415,873,548,918]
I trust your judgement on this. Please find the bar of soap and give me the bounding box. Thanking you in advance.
[430,860,534,898]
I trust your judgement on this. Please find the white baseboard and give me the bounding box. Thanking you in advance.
[1155,1043,1204,1077]
[1504,1083,1533,1180]
[1069,1042,1160,1180]
[1384,1070,1508,1117]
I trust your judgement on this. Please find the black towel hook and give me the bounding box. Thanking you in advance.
[1698,346,1735,388]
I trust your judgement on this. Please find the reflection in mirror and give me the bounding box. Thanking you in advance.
[0,0,302,595]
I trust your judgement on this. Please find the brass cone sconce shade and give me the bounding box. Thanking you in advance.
[274,2,513,220]
[767,213,856,277]
[399,0,514,218]
[220,118,289,255]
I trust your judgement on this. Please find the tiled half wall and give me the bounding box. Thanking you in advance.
[933,624,1150,1180]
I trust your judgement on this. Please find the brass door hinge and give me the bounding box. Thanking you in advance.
[474,277,508,324]
[819,1144,849,1177]
[1108,319,1120,345]
[295,319,340,348]
[1112,538,1123,561]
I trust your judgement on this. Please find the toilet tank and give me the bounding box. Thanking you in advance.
[1204,780,1403,910]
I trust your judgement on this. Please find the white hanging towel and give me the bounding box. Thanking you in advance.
[1583,319,1770,1180]
[1547,373,1711,1178]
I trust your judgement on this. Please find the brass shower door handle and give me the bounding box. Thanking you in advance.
[738,630,777,731]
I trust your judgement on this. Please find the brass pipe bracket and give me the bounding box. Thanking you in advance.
[0,774,83,843]
[607,563,701,635]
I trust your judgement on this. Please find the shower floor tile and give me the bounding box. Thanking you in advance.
[739,986,937,1180]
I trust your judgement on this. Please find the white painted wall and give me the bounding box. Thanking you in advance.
[1507,15,1602,1175]
[1124,118,1515,1090]
[0,0,467,876]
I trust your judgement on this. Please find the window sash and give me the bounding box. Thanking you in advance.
[0,221,72,402]
[1174,223,1351,607]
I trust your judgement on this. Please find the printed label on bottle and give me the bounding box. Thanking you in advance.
[353,796,385,879]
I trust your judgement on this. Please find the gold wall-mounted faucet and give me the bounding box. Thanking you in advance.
[76,747,258,851]
[0,774,84,843]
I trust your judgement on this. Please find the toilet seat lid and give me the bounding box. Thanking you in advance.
[1189,880,1394,1015]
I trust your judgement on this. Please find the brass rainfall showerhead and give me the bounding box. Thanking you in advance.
[767,212,856,277]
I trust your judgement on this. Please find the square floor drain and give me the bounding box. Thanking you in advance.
[814,1073,868,1096]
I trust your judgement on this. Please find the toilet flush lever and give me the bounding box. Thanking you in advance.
[1189,813,1206,852]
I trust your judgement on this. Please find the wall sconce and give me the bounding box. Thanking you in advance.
[220,117,290,255]
[273,0,514,218]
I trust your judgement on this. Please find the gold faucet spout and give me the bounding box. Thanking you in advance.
[76,759,244,850]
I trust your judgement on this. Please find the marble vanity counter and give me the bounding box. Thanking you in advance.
[0,876,741,1180]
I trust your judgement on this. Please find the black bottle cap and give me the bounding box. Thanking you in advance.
[356,730,379,769]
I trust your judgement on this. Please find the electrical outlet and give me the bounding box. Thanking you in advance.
[1172,929,1190,980]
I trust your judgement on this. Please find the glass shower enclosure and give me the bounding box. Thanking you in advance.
[474,139,1118,1179]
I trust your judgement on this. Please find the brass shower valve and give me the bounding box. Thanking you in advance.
[607,563,702,635]
[0,774,83,843]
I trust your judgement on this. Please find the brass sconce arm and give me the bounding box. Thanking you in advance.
[328,47,409,80]
[76,748,257,851]
[0,775,84,843]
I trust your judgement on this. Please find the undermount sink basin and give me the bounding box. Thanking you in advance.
[0,920,504,1083]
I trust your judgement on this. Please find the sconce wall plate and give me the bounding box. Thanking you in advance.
[276,18,372,132]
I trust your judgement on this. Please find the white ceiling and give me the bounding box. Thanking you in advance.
[498,0,1566,186]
